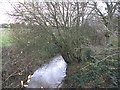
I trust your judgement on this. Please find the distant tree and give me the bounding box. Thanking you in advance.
[92,1,118,44]
[2,24,11,28]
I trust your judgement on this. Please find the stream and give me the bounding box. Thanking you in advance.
[27,55,67,88]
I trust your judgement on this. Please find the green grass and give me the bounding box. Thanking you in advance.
[0,28,13,47]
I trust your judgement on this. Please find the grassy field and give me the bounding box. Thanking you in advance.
[0,28,13,47]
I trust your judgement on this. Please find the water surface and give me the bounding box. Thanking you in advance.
[28,55,67,88]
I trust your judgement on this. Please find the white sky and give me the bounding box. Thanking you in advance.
[0,0,107,24]
[0,0,25,24]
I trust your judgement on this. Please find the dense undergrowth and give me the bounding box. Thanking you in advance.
[2,24,119,88]
[70,46,119,88]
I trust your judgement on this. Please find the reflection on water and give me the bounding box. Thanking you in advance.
[27,55,67,88]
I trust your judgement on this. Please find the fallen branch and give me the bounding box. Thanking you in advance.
[80,53,118,71]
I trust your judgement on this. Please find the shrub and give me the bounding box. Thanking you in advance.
[11,28,59,63]
[72,46,119,88]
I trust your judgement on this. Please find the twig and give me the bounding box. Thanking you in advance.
[95,53,118,66]
[3,71,17,83]
[80,53,118,71]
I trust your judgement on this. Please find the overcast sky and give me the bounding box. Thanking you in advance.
[0,0,107,24]
[0,0,25,24]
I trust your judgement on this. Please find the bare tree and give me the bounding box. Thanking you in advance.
[93,1,118,32]
[87,1,118,45]
[11,1,112,63]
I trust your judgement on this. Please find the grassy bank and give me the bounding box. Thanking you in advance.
[0,28,13,47]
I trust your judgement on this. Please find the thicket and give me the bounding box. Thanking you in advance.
[11,21,119,88]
